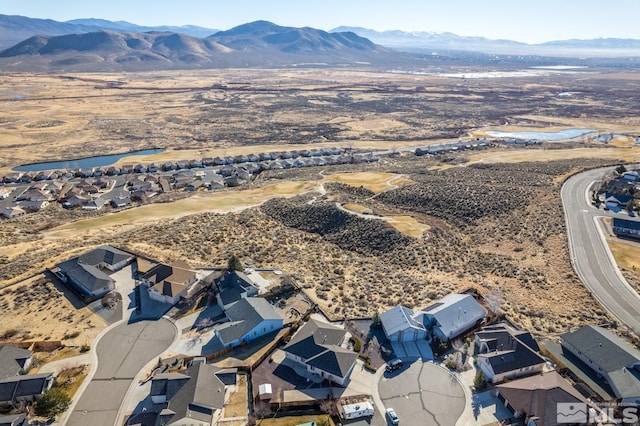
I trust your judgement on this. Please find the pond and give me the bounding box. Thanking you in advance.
[486,128,594,141]
[13,148,166,172]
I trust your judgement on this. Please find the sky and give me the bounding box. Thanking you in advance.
[3,0,640,44]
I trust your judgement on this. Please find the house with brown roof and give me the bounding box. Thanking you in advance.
[140,263,197,304]
[496,371,596,426]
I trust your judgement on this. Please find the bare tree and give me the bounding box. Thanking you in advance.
[319,398,339,417]
[484,290,504,317]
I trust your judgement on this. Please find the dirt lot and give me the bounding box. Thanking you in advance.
[0,274,107,344]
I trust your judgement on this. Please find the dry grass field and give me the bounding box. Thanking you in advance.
[2,68,640,343]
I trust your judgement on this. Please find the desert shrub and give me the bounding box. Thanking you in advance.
[473,369,487,390]
[34,387,70,417]
[63,331,81,340]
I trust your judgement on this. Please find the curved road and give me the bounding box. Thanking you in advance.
[562,167,640,336]
[66,319,176,426]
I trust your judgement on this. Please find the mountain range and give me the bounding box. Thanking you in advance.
[0,19,402,72]
[0,14,639,72]
[332,26,640,56]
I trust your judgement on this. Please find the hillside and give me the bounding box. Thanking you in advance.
[0,21,405,71]
[0,14,217,49]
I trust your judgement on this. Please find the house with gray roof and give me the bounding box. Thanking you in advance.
[212,297,283,348]
[149,363,226,426]
[0,346,32,379]
[475,323,545,383]
[419,293,485,342]
[381,293,485,344]
[0,373,53,408]
[56,245,134,300]
[380,305,427,342]
[283,319,358,386]
[215,271,259,309]
[561,325,640,404]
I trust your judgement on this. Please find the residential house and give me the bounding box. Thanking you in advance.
[135,258,158,277]
[605,192,634,210]
[133,164,147,174]
[82,197,108,210]
[380,294,485,343]
[185,180,205,192]
[111,196,132,208]
[2,174,21,184]
[17,200,49,212]
[1,207,26,219]
[215,271,259,309]
[161,162,177,171]
[380,305,426,342]
[15,189,52,202]
[33,171,52,182]
[283,319,358,386]
[105,166,121,176]
[176,160,191,170]
[612,217,640,240]
[141,263,197,305]
[148,363,225,426]
[475,323,546,383]
[212,297,283,348]
[0,373,54,408]
[120,164,134,174]
[561,325,640,404]
[496,371,595,426]
[208,174,225,190]
[0,346,32,379]
[63,194,90,208]
[419,293,485,342]
[56,245,135,299]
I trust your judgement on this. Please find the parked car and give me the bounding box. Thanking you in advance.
[385,359,403,372]
[386,408,399,425]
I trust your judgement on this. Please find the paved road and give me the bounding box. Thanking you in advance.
[66,319,176,426]
[378,362,465,426]
[561,167,640,336]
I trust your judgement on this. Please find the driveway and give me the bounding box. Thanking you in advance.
[66,319,176,426]
[378,362,465,426]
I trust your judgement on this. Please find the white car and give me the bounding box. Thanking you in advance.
[386,407,399,425]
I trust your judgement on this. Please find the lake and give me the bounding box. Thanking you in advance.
[486,128,594,141]
[13,148,166,172]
